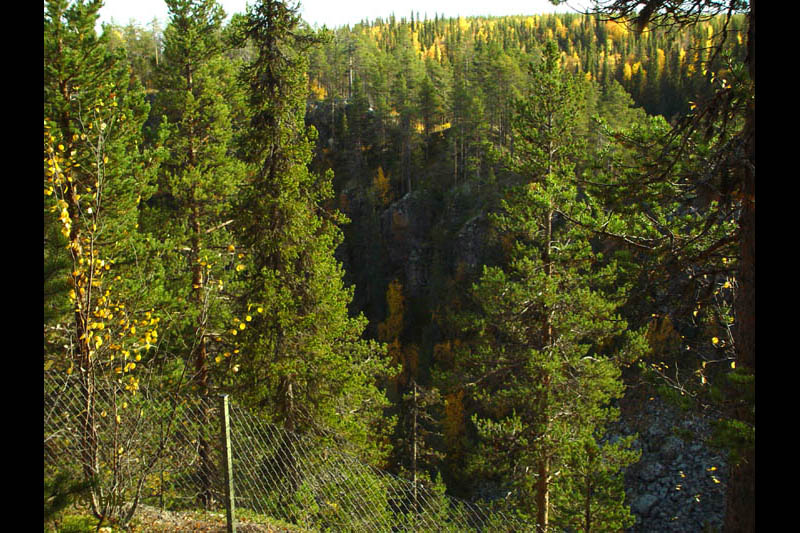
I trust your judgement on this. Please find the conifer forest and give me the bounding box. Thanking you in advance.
[44,1,754,531]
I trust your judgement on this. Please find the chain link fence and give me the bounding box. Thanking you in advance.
[44,371,533,531]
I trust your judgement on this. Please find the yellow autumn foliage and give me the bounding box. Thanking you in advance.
[372,166,393,207]
[378,279,405,342]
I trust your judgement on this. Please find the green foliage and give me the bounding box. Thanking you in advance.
[306,12,745,124]
[708,367,755,465]
[44,207,72,327]
[393,380,444,483]
[228,0,392,463]
[44,2,752,529]
[596,79,648,131]
[44,0,165,371]
[147,0,247,399]
[46,513,108,533]
[104,19,162,93]
[551,436,640,532]
[454,41,645,530]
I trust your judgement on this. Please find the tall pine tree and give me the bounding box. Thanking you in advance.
[458,41,644,532]
[151,0,242,392]
[147,0,247,507]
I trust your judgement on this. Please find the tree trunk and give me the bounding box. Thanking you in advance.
[412,380,418,512]
[534,131,556,533]
[536,454,550,532]
[724,1,755,531]
[187,66,213,504]
[193,221,213,508]
[584,476,592,533]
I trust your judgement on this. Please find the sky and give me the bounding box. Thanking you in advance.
[96,0,588,31]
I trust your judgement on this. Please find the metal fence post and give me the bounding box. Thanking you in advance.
[219,394,236,533]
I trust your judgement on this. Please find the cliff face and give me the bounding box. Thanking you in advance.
[335,176,494,332]
[379,190,436,299]
[376,190,493,296]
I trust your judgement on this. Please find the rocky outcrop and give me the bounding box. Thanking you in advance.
[453,213,490,274]
[379,190,437,297]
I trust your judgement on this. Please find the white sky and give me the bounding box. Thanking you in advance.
[96,0,588,31]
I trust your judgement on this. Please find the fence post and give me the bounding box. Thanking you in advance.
[219,394,236,533]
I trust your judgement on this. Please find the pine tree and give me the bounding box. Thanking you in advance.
[552,436,640,532]
[458,41,645,531]
[147,0,246,507]
[152,0,237,392]
[394,379,444,511]
[230,0,392,462]
[596,79,648,132]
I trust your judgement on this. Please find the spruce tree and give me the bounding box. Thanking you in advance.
[458,41,645,531]
[230,0,392,462]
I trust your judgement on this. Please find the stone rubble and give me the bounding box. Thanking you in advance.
[613,393,728,532]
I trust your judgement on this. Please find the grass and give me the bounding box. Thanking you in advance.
[45,510,125,533]
[45,502,313,533]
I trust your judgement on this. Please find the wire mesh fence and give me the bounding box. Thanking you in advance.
[44,371,226,522]
[44,371,533,531]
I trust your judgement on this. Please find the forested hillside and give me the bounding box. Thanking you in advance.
[44,1,754,531]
